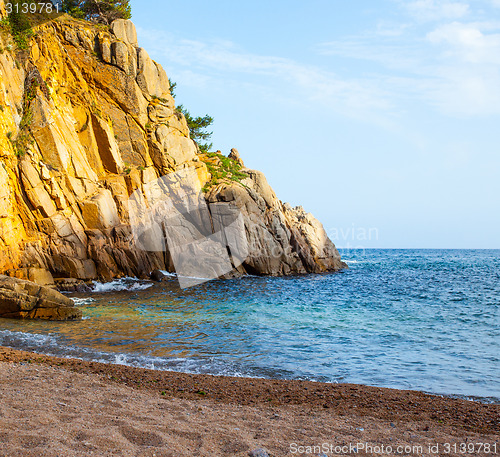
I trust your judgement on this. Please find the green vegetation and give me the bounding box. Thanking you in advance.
[8,72,42,158]
[176,105,213,154]
[166,81,244,192]
[151,95,169,104]
[1,1,34,50]
[90,100,104,119]
[11,106,33,157]
[168,79,214,154]
[62,0,131,24]
[201,151,248,192]
[168,78,177,98]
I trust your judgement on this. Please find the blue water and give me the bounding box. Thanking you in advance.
[1,249,499,402]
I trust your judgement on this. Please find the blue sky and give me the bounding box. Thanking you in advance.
[130,0,500,249]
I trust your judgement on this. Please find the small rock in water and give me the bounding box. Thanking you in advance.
[150,269,168,282]
[249,449,269,457]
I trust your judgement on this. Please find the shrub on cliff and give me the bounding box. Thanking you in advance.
[62,0,131,24]
[176,105,214,154]
[1,0,34,49]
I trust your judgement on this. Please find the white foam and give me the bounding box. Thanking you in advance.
[0,330,57,347]
[160,270,211,281]
[71,297,96,306]
[91,278,153,293]
[159,270,177,278]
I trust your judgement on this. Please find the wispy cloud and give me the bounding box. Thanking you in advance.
[424,20,500,114]
[404,0,470,21]
[137,28,395,123]
[427,21,500,64]
[316,5,500,117]
[137,1,500,123]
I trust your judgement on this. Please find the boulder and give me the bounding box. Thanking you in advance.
[150,269,168,282]
[110,41,137,77]
[98,33,112,63]
[111,19,138,47]
[228,148,245,167]
[54,278,92,293]
[136,48,170,98]
[155,125,197,164]
[81,189,121,231]
[0,275,82,321]
[6,268,54,286]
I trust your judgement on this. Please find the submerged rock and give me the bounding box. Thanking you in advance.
[0,275,82,321]
[150,269,169,282]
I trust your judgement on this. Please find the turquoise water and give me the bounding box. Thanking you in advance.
[1,249,499,402]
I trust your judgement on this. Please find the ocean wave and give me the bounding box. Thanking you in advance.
[0,328,498,403]
[0,329,58,348]
[159,270,177,278]
[91,278,154,293]
[344,259,370,264]
[0,329,250,378]
[71,297,96,306]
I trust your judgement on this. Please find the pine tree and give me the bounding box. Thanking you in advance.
[61,0,85,19]
[62,0,131,24]
[177,105,214,154]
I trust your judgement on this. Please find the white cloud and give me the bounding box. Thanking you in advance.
[405,0,470,21]
[315,11,500,117]
[137,1,500,122]
[427,22,500,63]
[423,21,500,115]
[316,39,421,71]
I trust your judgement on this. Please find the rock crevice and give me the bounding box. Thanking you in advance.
[0,14,346,297]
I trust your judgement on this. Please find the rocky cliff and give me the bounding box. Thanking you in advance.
[0,5,346,288]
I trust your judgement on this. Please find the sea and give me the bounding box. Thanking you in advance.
[1,249,499,403]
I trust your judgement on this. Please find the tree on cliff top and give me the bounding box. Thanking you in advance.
[62,0,131,24]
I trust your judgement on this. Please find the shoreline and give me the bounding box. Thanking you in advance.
[0,342,497,407]
[1,346,498,435]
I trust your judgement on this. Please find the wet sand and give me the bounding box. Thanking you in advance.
[0,346,498,456]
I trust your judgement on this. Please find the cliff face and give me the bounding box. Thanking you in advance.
[0,8,346,286]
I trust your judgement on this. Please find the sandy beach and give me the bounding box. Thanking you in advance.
[0,347,498,456]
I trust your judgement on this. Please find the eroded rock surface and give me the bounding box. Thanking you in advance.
[0,12,346,291]
[0,275,82,320]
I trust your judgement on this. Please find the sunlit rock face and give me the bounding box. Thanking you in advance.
[0,275,82,320]
[0,14,346,286]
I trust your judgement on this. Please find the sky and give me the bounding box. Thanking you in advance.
[130,0,500,249]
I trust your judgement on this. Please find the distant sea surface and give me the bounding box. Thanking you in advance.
[1,249,499,403]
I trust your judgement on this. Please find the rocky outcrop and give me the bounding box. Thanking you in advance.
[0,275,82,320]
[0,10,346,287]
